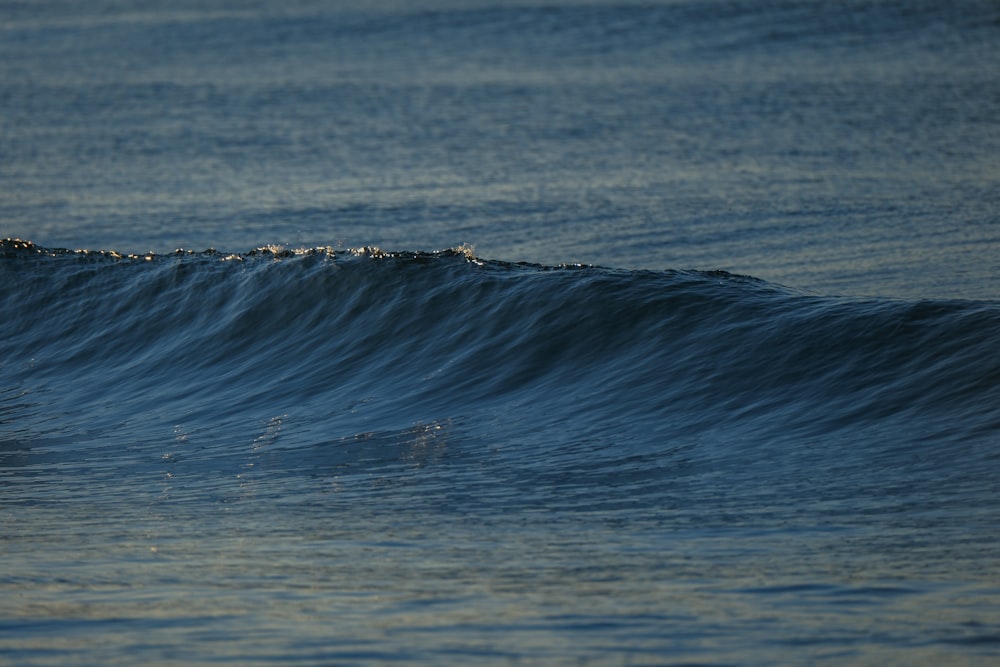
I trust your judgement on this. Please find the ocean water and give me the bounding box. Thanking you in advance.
[2,1,1000,665]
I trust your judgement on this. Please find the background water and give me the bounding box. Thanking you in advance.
[2,1,1000,666]
[3,0,999,297]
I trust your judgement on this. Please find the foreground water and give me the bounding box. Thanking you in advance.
[2,0,1000,665]
[2,240,999,665]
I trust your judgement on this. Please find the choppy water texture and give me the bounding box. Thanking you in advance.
[2,0,1000,665]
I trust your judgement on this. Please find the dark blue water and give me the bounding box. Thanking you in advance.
[2,1,1000,665]
[3,240,999,665]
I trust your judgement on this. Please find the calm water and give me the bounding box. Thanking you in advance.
[2,1,1000,665]
[3,0,999,298]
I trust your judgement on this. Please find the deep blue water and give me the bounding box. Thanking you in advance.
[2,1,1000,665]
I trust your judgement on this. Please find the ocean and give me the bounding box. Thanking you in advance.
[2,1,999,665]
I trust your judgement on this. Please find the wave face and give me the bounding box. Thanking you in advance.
[3,239,1000,664]
[6,239,998,459]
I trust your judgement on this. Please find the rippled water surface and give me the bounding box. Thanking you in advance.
[2,1,1000,665]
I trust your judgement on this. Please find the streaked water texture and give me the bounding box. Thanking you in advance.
[2,240,999,665]
[2,0,1000,664]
